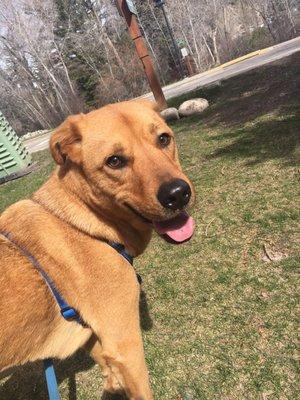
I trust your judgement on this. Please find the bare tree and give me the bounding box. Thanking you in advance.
[0,0,298,134]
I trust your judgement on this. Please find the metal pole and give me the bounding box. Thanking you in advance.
[160,5,185,79]
[116,0,168,110]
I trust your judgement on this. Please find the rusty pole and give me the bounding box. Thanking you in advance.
[116,0,168,110]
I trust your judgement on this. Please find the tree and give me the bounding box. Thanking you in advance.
[0,0,298,134]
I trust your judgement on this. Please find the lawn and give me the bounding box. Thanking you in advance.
[0,54,299,400]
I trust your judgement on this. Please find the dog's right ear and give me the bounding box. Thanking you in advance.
[134,99,160,112]
[50,114,84,165]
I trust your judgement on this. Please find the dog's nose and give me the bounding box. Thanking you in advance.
[157,179,191,210]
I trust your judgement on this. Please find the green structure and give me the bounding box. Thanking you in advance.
[0,111,32,184]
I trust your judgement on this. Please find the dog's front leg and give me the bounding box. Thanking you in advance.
[84,333,124,395]
[100,329,153,400]
[83,271,153,400]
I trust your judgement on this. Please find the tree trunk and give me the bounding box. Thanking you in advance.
[212,27,220,65]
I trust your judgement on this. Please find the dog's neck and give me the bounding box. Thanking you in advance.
[33,167,152,257]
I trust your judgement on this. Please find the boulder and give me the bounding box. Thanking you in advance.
[178,98,209,117]
[160,107,180,122]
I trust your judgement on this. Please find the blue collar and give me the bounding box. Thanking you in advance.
[0,231,135,325]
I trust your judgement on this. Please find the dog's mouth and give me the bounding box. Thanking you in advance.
[153,211,195,243]
[125,203,195,244]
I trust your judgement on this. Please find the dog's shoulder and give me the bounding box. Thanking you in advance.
[0,199,53,233]
[0,199,136,276]
[0,199,41,230]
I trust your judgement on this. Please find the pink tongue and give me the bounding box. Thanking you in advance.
[153,211,195,243]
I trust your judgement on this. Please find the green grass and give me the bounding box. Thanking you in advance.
[0,54,299,399]
[0,151,54,212]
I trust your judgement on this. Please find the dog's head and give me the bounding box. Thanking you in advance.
[50,100,195,243]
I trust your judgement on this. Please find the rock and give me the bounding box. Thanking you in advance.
[160,107,180,122]
[178,98,209,117]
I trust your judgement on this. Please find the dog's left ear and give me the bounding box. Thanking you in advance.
[50,114,84,165]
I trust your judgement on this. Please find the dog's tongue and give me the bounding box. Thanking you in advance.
[153,211,195,243]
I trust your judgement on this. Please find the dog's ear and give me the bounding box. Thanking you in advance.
[134,99,160,112]
[50,114,84,165]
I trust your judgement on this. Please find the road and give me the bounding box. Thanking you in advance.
[24,36,300,153]
[141,36,300,101]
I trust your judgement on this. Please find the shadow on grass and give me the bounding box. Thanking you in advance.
[206,111,300,166]
[170,53,299,126]
[139,289,153,331]
[0,289,153,400]
[0,351,94,400]
[174,54,300,166]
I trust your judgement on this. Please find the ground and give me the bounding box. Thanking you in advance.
[0,54,299,400]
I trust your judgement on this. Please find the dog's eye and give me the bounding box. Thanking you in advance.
[158,133,171,147]
[106,155,127,169]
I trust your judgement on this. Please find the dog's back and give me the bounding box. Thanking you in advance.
[0,230,51,369]
[0,202,93,371]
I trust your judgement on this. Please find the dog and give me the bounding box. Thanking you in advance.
[0,100,195,399]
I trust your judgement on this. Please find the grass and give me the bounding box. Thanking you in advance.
[0,54,299,399]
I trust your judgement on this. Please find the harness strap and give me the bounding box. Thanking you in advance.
[1,232,136,323]
[0,231,82,324]
[107,241,141,283]
[108,241,134,265]
[43,359,61,400]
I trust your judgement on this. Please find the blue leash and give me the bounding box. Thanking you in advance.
[0,231,136,400]
[44,359,60,400]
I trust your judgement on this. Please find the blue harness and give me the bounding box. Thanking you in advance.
[0,231,136,400]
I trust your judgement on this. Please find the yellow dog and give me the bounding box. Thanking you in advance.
[0,100,195,399]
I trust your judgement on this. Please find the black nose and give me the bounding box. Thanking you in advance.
[157,179,191,210]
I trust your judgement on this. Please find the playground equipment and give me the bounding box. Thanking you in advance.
[0,111,32,184]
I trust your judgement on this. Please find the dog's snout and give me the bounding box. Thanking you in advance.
[157,179,191,211]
